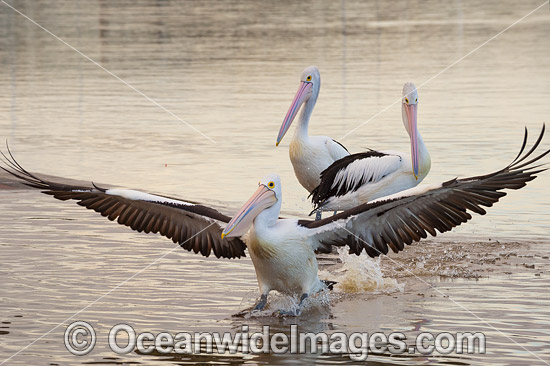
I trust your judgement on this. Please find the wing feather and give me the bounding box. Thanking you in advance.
[311,150,402,208]
[0,153,246,259]
[302,125,548,257]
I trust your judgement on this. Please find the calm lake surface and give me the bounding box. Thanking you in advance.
[0,0,549,365]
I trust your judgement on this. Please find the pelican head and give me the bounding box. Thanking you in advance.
[222,174,282,239]
[402,82,419,179]
[276,66,321,146]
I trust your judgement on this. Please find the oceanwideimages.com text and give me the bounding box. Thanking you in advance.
[65,321,486,361]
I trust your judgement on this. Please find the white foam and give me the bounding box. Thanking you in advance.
[324,248,404,294]
[236,289,332,318]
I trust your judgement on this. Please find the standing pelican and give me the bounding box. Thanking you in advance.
[276,66,350,193]
[311,82,431,212]
[1,126,547,315]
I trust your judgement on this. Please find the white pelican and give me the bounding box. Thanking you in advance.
[276,66,350,194]
[1,126,547,315]
[311,82,431,212]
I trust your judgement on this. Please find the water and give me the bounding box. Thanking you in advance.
[0,0,549,364]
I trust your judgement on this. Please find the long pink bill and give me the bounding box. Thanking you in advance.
[276,81,312,146]
[221,185,277,239]
[404,103,419,179]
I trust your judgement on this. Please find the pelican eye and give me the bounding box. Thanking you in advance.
[267,181,275,189]
[405,98,409,104]
[415,98,418,103]
[306,75,312,82]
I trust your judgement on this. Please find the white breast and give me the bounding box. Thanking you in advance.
[247,220,320,295]
[289,136,348,193]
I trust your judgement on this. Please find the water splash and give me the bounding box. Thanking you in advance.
[323,248,404,294]
[235,289,332,318]
[234,248,405,317]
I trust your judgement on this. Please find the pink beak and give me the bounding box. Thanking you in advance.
[276,81,313,146]
[222,185,277,239]
[404,103,419,179]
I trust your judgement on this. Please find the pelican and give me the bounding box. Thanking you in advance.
[276,66,350,194]
[1,126,547,315]
[311,82,431,212]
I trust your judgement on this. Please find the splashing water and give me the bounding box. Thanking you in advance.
[236,288,332,318]
[325,248,404,294]
[236,248,404,317]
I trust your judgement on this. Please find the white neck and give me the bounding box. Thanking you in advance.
[293,91,318,141]
[253,200,281,231]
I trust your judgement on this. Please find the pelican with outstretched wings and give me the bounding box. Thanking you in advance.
[1,126,547,315]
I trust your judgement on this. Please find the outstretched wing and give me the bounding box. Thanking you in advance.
[301,125,548,257]
[0,148,246,259]
[311,150,402,208]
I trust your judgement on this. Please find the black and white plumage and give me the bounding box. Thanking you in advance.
[311,82,431,212]
[301,125,548,257]
[310,150,400,209]
[0,148,246,259]
[1,125,548,314]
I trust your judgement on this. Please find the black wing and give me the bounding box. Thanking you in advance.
[310,150,401,209]
[0,147,246,259]
[301,125,548,257]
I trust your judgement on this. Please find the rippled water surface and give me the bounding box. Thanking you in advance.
[0,0,549,365]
